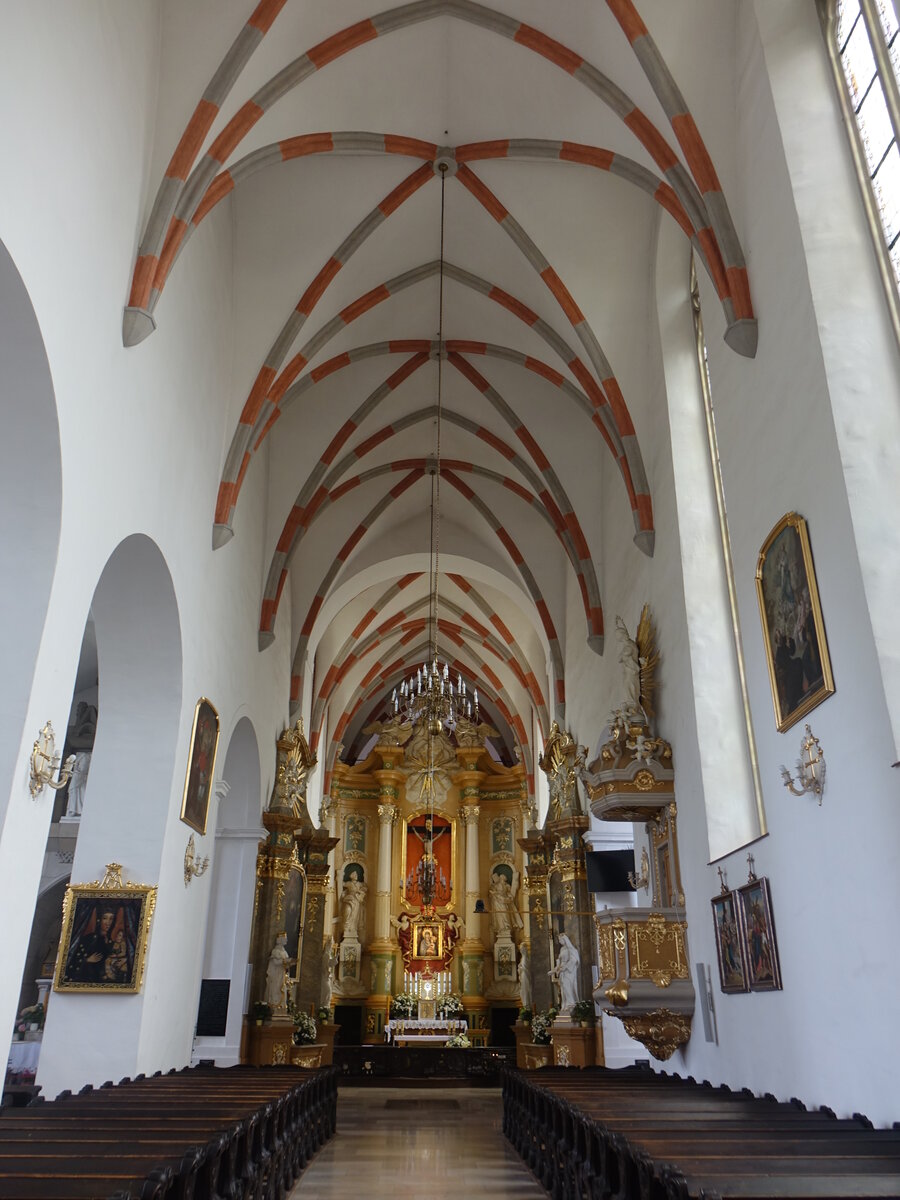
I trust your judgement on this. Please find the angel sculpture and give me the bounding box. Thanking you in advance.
[614,604,659,721]
[454,716,499,748]
[363,714,413,750]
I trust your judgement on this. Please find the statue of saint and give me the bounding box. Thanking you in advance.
[518,943,532,1011]
[549,932,581,1012]
[265,932,291,1009]
[339,869,368,943]
[616,616,643,713]
[489,871,523,940]
[320,940,337,1011]
[64,750,92,818]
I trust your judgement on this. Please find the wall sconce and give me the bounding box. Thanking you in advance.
[627,846,650,893]
[29,721,75,799]
[184,834,209,887]
[781,724,825,804]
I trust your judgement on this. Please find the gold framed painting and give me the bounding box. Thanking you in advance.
[54,866,157,994]
[180,697,219,834]
[413,921,443,961]
[755,513,834,732]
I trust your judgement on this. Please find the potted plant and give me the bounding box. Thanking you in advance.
[251,1001,271,1026]
[445,1032,471,1048]
[530,1011,553,1046]
[518,1007,532,1025]
[571,1000,594,1026]
[316,1006,332,1024]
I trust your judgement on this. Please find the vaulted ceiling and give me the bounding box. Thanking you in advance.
[125,0,754,787]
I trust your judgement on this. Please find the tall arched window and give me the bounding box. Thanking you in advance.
[823,0,900,332]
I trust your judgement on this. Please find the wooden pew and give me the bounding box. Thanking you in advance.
[501,1066,900,1199]
[0,1064,337,1199]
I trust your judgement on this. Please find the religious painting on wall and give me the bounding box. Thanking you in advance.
[755,513,834,732]
[402,812,454,908]
[180,697,220,834]
[710,891,748,994]
[413,921,443,961]
[735,877,782,992]
[54,869,157,994]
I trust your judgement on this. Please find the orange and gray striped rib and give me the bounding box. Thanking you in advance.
[606,0,756,356]
[263,457,596,655]
[285,469,566,719]
[125,0,752,359]
[307,589,550,743]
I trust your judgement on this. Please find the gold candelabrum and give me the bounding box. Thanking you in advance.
[29,721,75,799]
[781,724,825,803]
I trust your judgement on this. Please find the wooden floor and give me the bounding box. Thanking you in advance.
[289,1086,548,1198]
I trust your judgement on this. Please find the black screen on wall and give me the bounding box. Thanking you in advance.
[586,849,636,893]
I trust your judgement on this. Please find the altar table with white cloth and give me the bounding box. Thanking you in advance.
[384,1019,467,1045]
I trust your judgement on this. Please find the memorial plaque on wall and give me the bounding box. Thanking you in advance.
[196,978,230,1036]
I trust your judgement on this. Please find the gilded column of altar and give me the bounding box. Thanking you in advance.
[249,810,299,1009]
[546,814,593,1005]
[518,829,552,1012]
[295,828,338,1013]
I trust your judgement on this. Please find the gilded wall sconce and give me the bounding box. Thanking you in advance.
[184,834,210,886]
[29,721,75,799]
[627,846,650,893]
[780,724,825,804]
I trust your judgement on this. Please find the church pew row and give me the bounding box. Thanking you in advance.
[0,1064,337,1199]
[501,1066,900,1199]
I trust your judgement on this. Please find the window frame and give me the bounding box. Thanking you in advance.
[819,0,900,344]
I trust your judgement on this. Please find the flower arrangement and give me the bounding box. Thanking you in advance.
[251,1001,271,1024]
[16,1003,45,1035]
[518,1007,533,1024]
[436,992,463,1018]
[445,1033,471,1048]
[389,991,418,1018]
[530,1010,554,1046]
[292,1011,317,1045]
[316,1006,332,1024]
[571,1000,594,1024]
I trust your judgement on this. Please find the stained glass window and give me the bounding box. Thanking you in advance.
[835,0,900,287]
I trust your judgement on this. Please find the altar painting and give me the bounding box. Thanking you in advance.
[402,812,454,908]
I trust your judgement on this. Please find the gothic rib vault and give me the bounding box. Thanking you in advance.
[124,0,756,786]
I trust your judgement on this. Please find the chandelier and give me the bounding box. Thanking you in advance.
[390,159,479,740]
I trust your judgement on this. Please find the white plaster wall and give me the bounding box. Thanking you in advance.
[0,4,291,1097]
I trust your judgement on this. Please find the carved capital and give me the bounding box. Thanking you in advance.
[377,803,398,825]
[461,805,481,826]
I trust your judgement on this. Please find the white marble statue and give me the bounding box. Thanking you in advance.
[489,871,523,939]
[518,943,532,1011]
[339,869,368,943]
[616,615,643,713]
[64,750,92,818]
[265,932,291,1009]
[320,940,337,1011]
[549,933,581,1012]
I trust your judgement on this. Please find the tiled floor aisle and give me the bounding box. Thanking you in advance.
[290,1087,548,1198]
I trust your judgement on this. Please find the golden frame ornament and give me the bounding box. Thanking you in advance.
[54,864,157,994]
[412,920,443,961]
[180,697,220,835]
[755,513,834,733]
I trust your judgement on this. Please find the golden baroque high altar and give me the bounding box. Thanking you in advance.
[326,715,531,1043]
